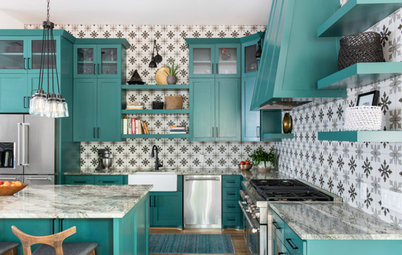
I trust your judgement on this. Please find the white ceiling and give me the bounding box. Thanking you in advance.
[0,0,272,25]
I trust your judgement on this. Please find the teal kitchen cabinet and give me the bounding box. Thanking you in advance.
[190,77,241,141]
[250,0,345,111]
[0,30,75,113]
[73,78,121,142]
[73,39,129,80]
[222,175,243,229]
[150,176,183,228]
[64,175,127,185]
[240,33,264,141]
[186,39,241,78]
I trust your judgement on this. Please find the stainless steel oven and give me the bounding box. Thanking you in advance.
[239,201,267,255]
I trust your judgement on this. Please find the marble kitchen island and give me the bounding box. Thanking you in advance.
[0,185,152,255]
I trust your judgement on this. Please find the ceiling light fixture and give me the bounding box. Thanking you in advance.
[29,0,68,118]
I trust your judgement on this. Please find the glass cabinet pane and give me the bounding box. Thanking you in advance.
[77,48,95,75]
[245,45,258,73]
[100,48,117,74]
[0,40,25,70]
[218,48,237,74]
[31,40,56,69]
[193,48,212,74]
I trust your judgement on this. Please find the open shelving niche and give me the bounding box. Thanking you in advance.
[316,0,402,143]
[121,84,190,139]
[260,110,294,141]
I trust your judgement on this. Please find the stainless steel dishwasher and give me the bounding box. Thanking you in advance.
[184,175,222,229]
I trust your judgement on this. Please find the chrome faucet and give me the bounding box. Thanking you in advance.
[151,145,163,170]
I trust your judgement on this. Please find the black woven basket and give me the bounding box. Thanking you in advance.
[338,32,384,70]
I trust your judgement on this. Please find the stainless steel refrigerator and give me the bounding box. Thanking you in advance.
[0,114,55,185]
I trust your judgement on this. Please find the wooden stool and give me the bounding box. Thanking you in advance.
[0,242,18,255]
[11,226,97,255]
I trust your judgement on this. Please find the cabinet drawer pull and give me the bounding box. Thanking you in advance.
[227,206,236,208]
[212,127,214,137]
[93,128,96,139]
[278,253,287,255]
[227,192,235,195]
[27,58,31,69]
[226,181,236,184]
[257,126,260,138]
[74,181,87,184]
[227,218,236,221]
[102,180,116,184]
[97,127,100,138]
[272,221,281,230]
[286,238,298,250]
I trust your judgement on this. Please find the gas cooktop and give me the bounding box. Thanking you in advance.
[250,179,333,201]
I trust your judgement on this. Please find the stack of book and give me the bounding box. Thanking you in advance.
[126,102,145,110]
[122,116,150,134]
[169,126,187,134]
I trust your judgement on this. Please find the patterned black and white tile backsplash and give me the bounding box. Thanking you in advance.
[276,9,402,227]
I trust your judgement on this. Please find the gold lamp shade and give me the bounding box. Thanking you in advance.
[155,67,169,85]
[283,112,293,133]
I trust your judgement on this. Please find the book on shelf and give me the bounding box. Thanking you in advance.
[122,116,150,135]
[169,125,187,134]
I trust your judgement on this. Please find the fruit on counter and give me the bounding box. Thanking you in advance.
[245,160,251,165]
[0,181,23,187]
[240,161,245,165]
[240,160,251,165]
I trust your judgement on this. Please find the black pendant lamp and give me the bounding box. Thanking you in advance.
[29,0,68,118]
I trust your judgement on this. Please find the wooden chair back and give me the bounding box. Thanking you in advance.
[11,225,76,255]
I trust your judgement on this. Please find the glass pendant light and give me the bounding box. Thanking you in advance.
[29,0,68,118]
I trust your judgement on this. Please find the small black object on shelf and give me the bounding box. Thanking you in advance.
[152,101,164,109]
[128,70,145,85]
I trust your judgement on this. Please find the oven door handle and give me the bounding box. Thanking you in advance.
[239,201,259,233]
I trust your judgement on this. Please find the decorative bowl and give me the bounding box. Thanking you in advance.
[0,184,27,196]
[238,164,253,171]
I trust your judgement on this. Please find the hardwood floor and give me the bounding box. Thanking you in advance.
[150,228,250,255]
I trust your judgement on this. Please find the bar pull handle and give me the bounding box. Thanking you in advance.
[215,63,219,74]
[21,123,29,166]
[93,64,96,74]
[97,127,100,138]
[216,127,219,138]
[286,238,298,250]
[256,126,260,138]
[1,177,18,181]
[24,58,27,70]
[185,177,220,181]
[27,58,31,69]
[272,221,281,230]
[17,123,23,166]
[97,64,100,74]
[93,127,96,139]
[212,126,214,137]
[26,176,51,181]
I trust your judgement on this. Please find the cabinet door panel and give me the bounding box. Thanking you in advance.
[191,78,215,141]
[74,45,97,78]
[215,44,240,78]
[98,46,120,79]
[30,38,57,72]
[242,76,260,141]
[73,79,97,141]
[0,39,28,73]
[0,74,29,113]
[97,79,121,141]
[216,78,241,141]
[189,46,214,78]
[151,192,183,227]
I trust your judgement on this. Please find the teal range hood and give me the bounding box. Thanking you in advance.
[250,0,346,111]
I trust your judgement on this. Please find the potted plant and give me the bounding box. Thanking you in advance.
[248,147,276,172]
[165,61,179,84]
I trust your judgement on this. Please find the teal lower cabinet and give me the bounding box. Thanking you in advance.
[0,74,30,113]
[149,176,183,228]
[222,175,243,229]
[272,210,402,255]
[64,175,127,185]
[0,195,149,255]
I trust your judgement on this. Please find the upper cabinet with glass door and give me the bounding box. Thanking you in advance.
[186,38,241,78]
[0,39,27,73]
[73,39,130,80]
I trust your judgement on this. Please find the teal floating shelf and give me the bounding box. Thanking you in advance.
[122,109,189,114]
[318,0,402,37]
[121,85,189,90]
[122,134,190,139]
[318,62,402,90]
[262,133,294,141]
[318,131,402,142]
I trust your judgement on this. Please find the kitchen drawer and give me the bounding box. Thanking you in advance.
[64,175,95,185]
[95,175,125,185]
[222,187,240,201]
[274,236,290,255]
[222,212,242,228]
[222,200,241,213]
[222,175,241,188]
[272,211,285,241]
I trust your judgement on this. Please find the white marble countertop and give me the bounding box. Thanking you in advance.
[64,168,245,176]
[0,185,152,219]
[270,202,402,240]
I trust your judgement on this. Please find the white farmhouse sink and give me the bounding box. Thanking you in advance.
[128,172,177,191]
